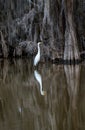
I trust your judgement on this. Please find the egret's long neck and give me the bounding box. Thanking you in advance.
[38,44,40,54]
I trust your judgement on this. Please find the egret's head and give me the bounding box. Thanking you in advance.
[38,42,42,45]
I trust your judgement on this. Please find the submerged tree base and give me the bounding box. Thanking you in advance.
[0,37,84,65]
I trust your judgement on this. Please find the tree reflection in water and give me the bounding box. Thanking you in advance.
[0,60,84,130]
[64,65,81,130]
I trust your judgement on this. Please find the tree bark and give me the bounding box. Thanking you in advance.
[64,0,80,62]
[0,31,8,58]
[43,0,50,24]
[0,0,83,61]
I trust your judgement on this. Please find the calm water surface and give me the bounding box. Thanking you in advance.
[0,59,85,130]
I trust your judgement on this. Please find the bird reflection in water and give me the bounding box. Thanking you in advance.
[34,70,46,96]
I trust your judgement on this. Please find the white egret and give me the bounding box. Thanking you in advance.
[34,42,42,66]
[34,70,46,96]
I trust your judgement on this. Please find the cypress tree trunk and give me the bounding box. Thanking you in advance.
[64,0,80,62]
[0,0,83,61]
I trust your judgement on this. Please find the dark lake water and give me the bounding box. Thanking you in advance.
[0,59,85,130]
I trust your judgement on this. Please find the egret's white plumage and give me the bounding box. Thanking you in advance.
[34,42,42,66]
[34,70,46,96]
